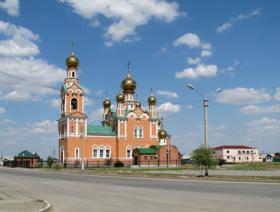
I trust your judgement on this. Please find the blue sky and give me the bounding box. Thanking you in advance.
[0,0,279,158]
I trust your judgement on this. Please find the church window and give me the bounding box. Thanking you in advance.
[106,149,110,158]
[126,149,131,158]
[74,148,80,159]
[134,128,143,138]
[72,71,75,78]
[70,126,74,133]
[93,149,98,158]
[71,98,78,110]
[100,149,104,158]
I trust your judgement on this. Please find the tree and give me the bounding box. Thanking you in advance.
[192,146,217,176]
[47,156,54,168]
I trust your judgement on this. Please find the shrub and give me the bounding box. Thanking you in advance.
[52,163,63,170]
[114,160,124,167]
[47,156,54,168]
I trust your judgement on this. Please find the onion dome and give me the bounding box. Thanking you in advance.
[135,101,141,108]
[66,51,79,67]
[158,128,168,139]
[103,98,111,108]
[116,92,125,103]
[148,95,156,105]
[121,72,136,93]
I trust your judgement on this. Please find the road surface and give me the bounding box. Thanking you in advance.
[0,167,279,212]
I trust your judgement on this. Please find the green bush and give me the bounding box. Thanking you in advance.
[52,163,63,170]
[114,160,124,167]
[47,156,54,168]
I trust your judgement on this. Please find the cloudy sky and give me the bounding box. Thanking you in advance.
[0,0,279,158]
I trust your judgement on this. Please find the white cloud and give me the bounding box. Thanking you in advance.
[157,102,181,115]
[0,21,40,57]
[0,107,6,114]
[0,118,16,124]
[217,8,262,33]
[274,87,280,101]
[174,33,200,48]
[239,104,280,115]
[0,57,65,101]
[186,57,200,65]
[174,33,211,50]
[216,87,271,105]
[175,63,217,79]
[49,98,60,108]
[201,50,212,57]
[156,90,178,98]
[186,104,193,110]
[0,0,19,16]
[216,22,233,34]
[31,120,57,134]
[59,0,180,45]
[89,108,103,121]
[220,60,239,76]
[246,117,280,136]
[156,47,167,55]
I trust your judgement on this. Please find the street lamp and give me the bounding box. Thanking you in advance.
[187,84,221,176]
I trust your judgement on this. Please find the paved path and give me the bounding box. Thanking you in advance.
[145,169,280,176]
[0,167,279,212]
[0,178,46,212]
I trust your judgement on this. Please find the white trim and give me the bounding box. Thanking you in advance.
[64,94,67,113]
[125,120,127,139]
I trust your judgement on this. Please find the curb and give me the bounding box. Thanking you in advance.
[38,199,51,212]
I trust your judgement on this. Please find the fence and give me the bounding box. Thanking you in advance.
[62,159,180,168]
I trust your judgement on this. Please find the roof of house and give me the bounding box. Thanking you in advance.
[213,145,255,150]
[136,148,157,155]
[17,150,38,157]
[87,125,116,136]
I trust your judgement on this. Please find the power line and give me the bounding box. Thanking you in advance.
[0,70,203,105]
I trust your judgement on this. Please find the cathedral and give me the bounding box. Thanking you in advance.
[58,51,181,167]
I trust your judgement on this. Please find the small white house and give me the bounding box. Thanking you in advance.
[212,145,263,163]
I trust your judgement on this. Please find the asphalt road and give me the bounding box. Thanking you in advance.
[0,167,279,212]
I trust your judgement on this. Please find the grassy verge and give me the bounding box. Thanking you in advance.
[227,162,280,171]
[39,166,280,183]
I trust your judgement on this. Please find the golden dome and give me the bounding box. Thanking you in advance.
[116,92,125,102]
[135,101,141,108]
[66,51,79,67]
[148,95,156,105]
[158,128,168,139]
[121,72,136,93]
[103,98,111,108]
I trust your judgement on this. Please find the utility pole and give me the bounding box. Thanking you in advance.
[187,84,222,176]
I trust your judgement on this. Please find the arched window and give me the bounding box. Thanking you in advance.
[71,98,77,110]
[72,71,75,78]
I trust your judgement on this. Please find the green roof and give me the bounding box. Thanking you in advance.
[150,145,163,150]
[87,125,116,136]
[137,148,156,155]
[18,150,37,157]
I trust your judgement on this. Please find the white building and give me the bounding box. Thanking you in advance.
[212,145,263,163]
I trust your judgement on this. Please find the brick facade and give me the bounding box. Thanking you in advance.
[58,52,180,166]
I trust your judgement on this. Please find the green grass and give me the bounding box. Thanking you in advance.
[228,162,280,171]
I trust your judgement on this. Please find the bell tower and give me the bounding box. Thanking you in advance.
[58,51,87,162]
